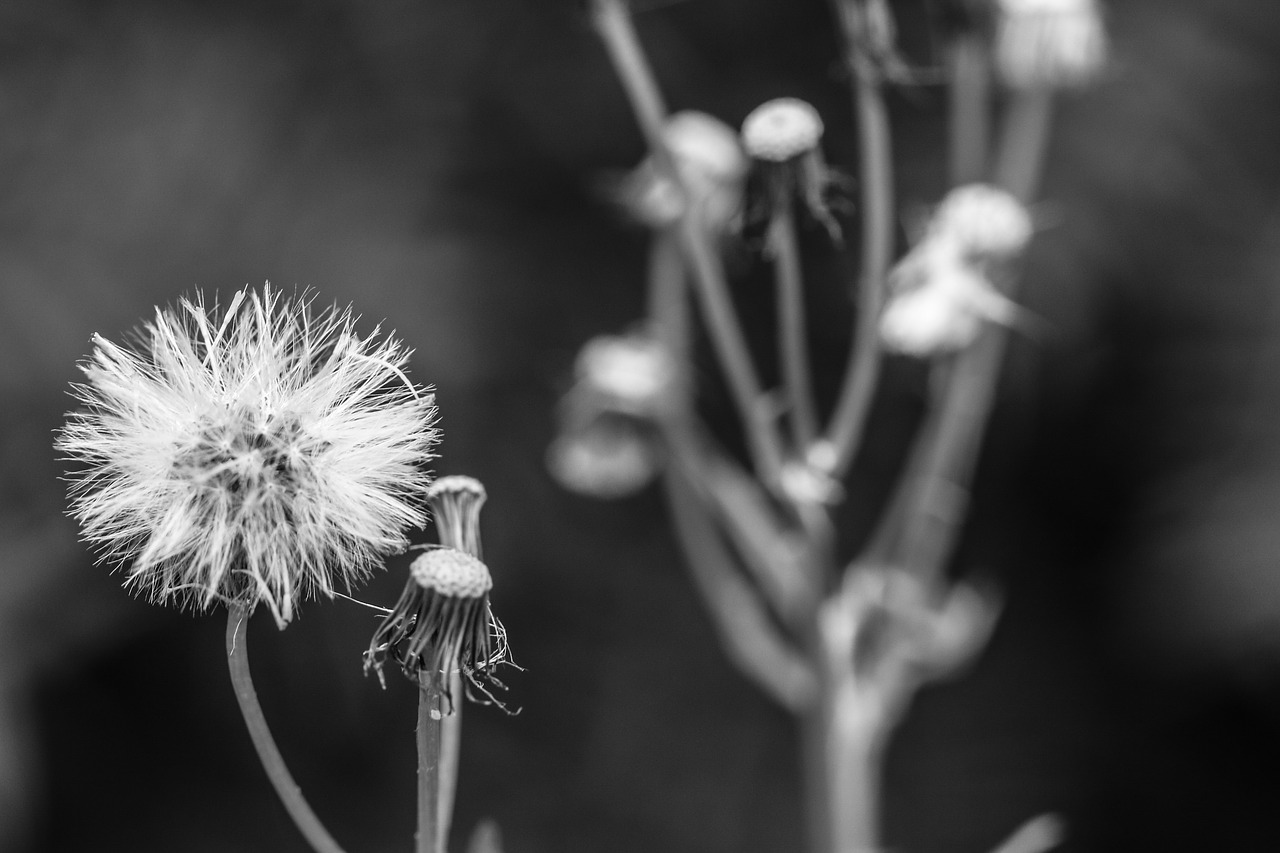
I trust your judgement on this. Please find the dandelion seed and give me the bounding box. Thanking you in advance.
[365,547,512,710]
[57,284,439,628]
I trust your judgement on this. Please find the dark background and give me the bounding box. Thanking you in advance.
[3,0,1280,851]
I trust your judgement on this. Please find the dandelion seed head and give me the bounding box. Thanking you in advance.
[741,98,825,162]
[57,284,439,627]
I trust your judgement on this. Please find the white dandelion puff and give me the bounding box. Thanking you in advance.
[56,284,440,628]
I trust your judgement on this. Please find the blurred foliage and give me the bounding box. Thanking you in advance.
[3,0,1280,851]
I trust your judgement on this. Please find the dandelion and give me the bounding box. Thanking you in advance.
[994,0,1107,90]
[57,284,439,628]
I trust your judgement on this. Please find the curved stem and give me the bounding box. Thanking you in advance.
[771,191,819,448]
[225,605,347,853]
[823,24,894,478]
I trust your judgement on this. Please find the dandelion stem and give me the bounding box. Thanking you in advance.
[770,190,819,448]
[416,673,446,853]
[225,605,347,853]
[438,672,464,853]
[823,3,893,477]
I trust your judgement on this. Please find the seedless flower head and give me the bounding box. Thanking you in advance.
[995,0,1107,89]
[365,547,511,710]
[427,475,487,559]
[57,285,439,627]
[930,183,1034,260]
[741,98,824,162]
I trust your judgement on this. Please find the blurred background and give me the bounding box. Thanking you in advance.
[3,0,1280,850]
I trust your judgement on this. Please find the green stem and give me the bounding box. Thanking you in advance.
[416,673,445,853]
[225,606,347,853]
[823,22,893,478]
[771,191,819,448]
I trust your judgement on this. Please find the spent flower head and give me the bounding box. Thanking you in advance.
[741,98,825,162]
[57,285,439,627]
[546,416,661,500]
[574,332,678,417]
[365,548,510,707]
[994,0,1107,89]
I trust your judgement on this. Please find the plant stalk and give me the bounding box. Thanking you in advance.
[225,605,347,853]
[416,672,446,853]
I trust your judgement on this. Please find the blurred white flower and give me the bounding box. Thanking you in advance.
[546,417,661,499]
[880,239,1020,356]
[57,285,439,627]
[620,110,747,233]
[574,332,678,417]
[995,0,1107,89]
[930,183,1034,260]
[741,98,825,162]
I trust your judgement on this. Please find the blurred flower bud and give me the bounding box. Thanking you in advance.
[621,110,747,234]
[995,0,1107,89]
[880,239,1020,356]
[931,183,1034,260]
[574,333,678,418]
[546,416,661,499]
[741,98,825,163]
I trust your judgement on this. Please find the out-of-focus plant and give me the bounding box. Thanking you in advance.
[549,1,1108,851]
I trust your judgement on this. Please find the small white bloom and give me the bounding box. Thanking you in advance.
[880,240,1020,356]
[930,184,1034,260]
[741,98,825,162]
[546,418,660,499]
[57,285,439,627]
[995,0,1107,89]
[574,333,677,416]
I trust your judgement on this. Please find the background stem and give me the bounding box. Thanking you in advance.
[224,605,347,853]
[417,673,445,853]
